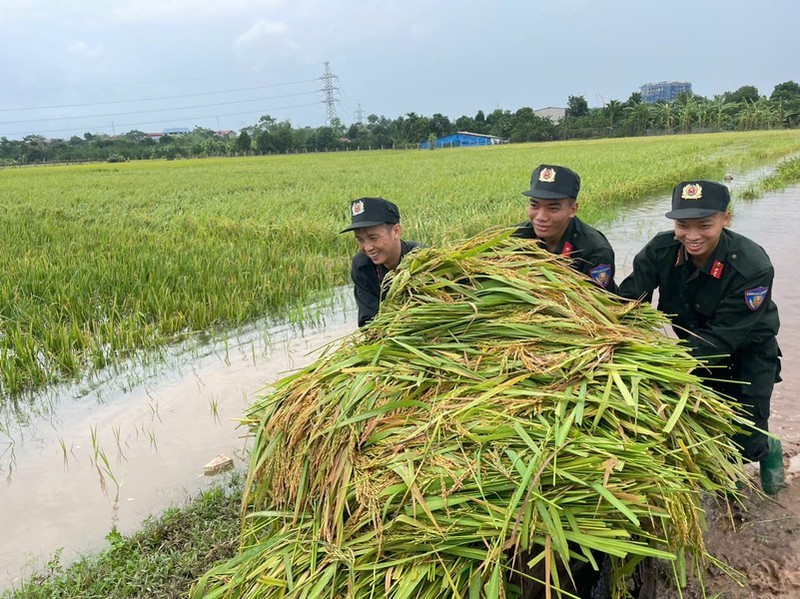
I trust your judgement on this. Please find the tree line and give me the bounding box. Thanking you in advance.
[1,81,798,166]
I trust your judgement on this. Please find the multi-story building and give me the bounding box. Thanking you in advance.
[640,81,692,103]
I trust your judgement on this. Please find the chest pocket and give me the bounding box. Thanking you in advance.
[685,279,725,318]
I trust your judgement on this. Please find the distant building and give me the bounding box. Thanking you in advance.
[420,131,505,149]
[534,107,567,123]
[214,130,237,139]
[162,127,191,136]
[640,81,692,104]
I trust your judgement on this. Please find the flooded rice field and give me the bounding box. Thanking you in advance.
[2,170,800,589]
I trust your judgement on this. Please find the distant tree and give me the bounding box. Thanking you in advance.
[429,113,454,138]
[624,92,642,108]
[485,109,514,138]
[724,85,761,105]
[770,81,800,102]
[235,131,252,154]
[271,121,294,153]
[254,129,274,154]
[473,110,487,133]
[454,115,476,132]
[604,99,624,129]
[567,95,589,118]
[625,101,653,134]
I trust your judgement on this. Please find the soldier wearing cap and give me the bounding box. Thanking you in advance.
[618,180,785,494]
[340,197,421,328]
[511,165,618,596]
[513,164,617,292]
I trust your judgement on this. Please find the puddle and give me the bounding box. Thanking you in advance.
[0,288,357,587]
[1,169,799,590]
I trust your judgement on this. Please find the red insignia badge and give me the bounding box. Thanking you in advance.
[562,241,574,256]
[539,167,556,183]
[710,260,724,279]
[681,183,703,200]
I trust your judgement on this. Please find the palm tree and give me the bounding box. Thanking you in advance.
[625,102,652,135]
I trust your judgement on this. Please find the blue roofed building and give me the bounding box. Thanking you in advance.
[420,131,505,149]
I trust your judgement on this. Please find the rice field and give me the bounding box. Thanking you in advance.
[1,130,799,399]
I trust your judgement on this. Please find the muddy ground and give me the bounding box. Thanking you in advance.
[656,442,800,598]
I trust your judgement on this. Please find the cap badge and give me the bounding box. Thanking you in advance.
[351,200,365,216]
[681,183,703,200]
[538,167,556,183]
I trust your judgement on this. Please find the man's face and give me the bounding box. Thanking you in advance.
[673,211,731,265]
[354,223,402,268]
[527,198,577,245]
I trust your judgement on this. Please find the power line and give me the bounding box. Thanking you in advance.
[0,79,320,113]
[3,101,323,138]
[0,90,321,125]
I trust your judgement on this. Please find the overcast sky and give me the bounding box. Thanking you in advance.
[1,0,798,139]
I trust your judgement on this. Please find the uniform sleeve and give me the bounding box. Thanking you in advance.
[582,245,617,292]
[617,242,660,302]
[688,267,775,359]
[351,261,380,328]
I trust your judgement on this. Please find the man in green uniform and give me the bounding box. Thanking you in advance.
[513,164,616,292]
[341,197,420,328]
[618,180,785,494]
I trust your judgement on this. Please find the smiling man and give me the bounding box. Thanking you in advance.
[341,197,420,327]
[619,180,785,494]
[512,164,616,291]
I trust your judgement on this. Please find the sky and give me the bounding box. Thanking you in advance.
[1,0,798,140]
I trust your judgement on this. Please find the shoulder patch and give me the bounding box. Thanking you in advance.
[744,286,769,311]
[589,264,613,288]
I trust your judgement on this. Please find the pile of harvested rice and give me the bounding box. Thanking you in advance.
[194,231,746,598]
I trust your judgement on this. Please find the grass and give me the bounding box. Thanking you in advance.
[2,130,800,399]
[2,473,244,599]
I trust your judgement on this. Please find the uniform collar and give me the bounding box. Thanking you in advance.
[674,230,728,279]
[548,218,578,256]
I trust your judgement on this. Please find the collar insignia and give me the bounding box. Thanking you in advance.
[539,167,556,183]
[681,183,703,200]
[562,241,574,256]
[710,260,724,279]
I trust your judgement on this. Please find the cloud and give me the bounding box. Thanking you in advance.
[66,41,104,61]
[235,19,290,48]
[113,0,284,22]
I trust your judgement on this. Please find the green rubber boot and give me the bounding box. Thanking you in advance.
[759,437,786,496]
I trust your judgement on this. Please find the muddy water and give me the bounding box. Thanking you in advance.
[2,174,800,590]
[0,290,357,588]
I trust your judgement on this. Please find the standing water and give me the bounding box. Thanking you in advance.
[1,172,799,590]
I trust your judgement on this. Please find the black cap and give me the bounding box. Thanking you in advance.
[340,197,400,233]
[522,164,581,200]
[665,180,730,219]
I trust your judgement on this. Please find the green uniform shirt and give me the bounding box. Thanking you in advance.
[512,216,616,291]
[618,229,779,361]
